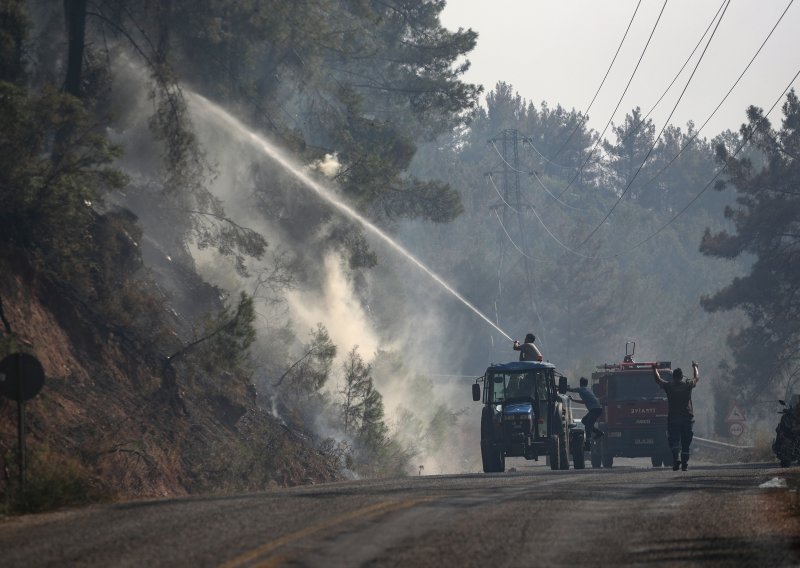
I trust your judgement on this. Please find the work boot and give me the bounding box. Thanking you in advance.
[672,451,680,471]
[681,453,689,471]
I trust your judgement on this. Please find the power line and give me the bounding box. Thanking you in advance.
[490,141,581,210]
[485,171,525,214]
[488,61,800,263]
[492,208,551,263]
[488,174,588,259]
[525,139,572,169]
[486,129,547,348]
[624,64,800,254]
[578,0,731,247]
[530,170,582,211]
[486,175,550,261]
[549,0,643,162]
[632,0,795,196]
[556,0,670,200]
[615,0,728,151]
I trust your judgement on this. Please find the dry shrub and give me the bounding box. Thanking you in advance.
[5,445,103,514]
[747,429,778,463]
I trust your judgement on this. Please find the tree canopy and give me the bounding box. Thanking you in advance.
[701,90,800,398]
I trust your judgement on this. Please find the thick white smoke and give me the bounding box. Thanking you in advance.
[308,153,342,179]
[108,54,482,475]
[286,253,381,360]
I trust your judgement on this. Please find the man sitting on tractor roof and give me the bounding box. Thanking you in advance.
[512,333,543,362]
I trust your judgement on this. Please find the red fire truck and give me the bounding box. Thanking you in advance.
[590,343,674,468]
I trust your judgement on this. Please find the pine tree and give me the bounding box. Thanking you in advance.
[700,90,800,397]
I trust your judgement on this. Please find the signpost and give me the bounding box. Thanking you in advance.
[725,403,747,438]
[725,404,747,423]
[0,352,46,490]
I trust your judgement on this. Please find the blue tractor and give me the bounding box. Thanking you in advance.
[472,361,585,473]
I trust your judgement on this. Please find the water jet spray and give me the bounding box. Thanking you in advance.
[187,93,513,342]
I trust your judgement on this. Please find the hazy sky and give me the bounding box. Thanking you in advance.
[440,0,800,139]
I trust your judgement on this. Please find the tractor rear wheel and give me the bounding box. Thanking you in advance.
[548,435,560,470]
[559,433,570,470]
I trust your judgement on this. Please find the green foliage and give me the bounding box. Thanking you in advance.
[0,82,125,288]
[163,0,476,261]
[602,107,657,201]
[276,324,338,424]
[701,90,800,398]
[404,80,743,382]
[336,347,412,476]
[340,347,373,436]
[147,80,267,276]
[193,292,257,373]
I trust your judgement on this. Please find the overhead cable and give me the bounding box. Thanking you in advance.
[623,64,800,254]
[485,170,526,214]
[526,140,572,169]
[490,141,581,210]
[634,0,795,194]
[557,0,670,200]
[616,0,728,150]
[549,0,643,162]
[530,170,582,211]
[578,0,731,247]
[492,209,551,263]
[486,64,800,263]
[488,174,580,259]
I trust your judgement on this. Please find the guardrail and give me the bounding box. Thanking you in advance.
[693,436,753,450]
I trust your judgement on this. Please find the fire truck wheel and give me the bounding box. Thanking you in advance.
[572,435,586,469]
[590,441,602,468]
[602,449,614,468]
[651,456,663,467]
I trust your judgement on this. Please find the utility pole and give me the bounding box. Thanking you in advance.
[485,129,536,319]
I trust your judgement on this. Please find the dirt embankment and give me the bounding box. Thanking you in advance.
[0,268,340,504]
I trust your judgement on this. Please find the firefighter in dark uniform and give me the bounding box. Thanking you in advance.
[652,361,700,471]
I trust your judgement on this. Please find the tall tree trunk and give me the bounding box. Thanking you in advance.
[63,0,87,97]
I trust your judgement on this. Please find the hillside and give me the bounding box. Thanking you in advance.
[0,257,340,511]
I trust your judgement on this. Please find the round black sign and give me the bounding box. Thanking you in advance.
[0,353,45,402]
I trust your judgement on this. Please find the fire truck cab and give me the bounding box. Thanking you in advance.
[591,344,674,468]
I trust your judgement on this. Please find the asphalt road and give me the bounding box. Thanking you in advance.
[1,459,797,567]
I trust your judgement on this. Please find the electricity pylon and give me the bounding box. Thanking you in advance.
[485,129,536,335]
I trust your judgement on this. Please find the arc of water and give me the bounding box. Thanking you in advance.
[188,93,513,343]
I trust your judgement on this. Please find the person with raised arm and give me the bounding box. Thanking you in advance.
[512,333,543,362]
[568,377,604,441]
[653,361,700,471]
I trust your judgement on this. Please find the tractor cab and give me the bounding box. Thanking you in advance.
[472,361,584,473]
